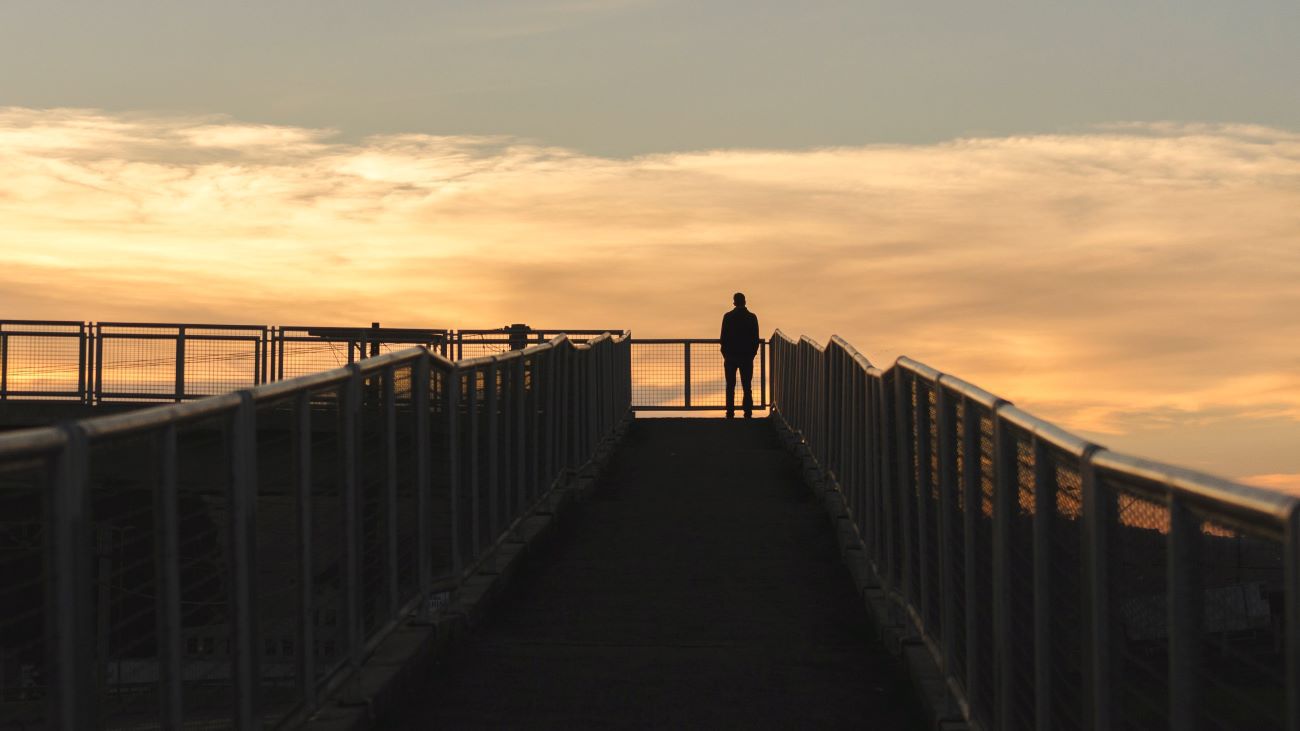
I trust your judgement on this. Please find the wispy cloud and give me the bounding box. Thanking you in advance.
[2,107,1299,479]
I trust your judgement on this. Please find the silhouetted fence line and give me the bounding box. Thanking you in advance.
[0,320,762,411]
[771,331,1300,731]
[0,332,631,728]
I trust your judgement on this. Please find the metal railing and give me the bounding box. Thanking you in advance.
[0,320,763,412]
[771,331,1300,731]
[0,331,631,729]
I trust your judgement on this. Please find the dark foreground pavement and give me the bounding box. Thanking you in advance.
[390,418,923,729]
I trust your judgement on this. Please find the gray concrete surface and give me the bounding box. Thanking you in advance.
[386,418,923,729]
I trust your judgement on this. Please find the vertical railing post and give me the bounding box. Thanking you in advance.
[894,370,915,605]
[468,367,481,555]
[513,356,526,512]
[935,381,958,680]
[77,325,88,402]
[683,342,691,409]
[155,423,183,728]
[49,425,93,728]
[175,327,186,402]
[383,366,400,621]
[0,331,8,400]
[294,391,317,710]
[527,353,540,502]
[760,340,767,410]
[230,393,259,729]
[485,360,500,543]
[94,323,104,404]
[1033,438,1055,730]
[914,376,933,632]
[414,354,432,621]
[444,365,462,575]
[341,369,363,684]
[1168,493,1203,729]
[1285,507,1300,731]
[962,398,983,718]
[991,410,1015,728]
[1082,454,1112,731]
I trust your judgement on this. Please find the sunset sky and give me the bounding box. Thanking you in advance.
[1,1,1298,488]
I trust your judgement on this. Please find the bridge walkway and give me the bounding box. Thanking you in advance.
[390,418,923,728]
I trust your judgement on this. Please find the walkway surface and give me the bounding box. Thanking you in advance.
[392,418,923,729]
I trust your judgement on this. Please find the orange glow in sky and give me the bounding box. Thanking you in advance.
[1,108,1298,487]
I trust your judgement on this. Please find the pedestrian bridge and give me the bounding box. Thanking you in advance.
[0,321,1296,730]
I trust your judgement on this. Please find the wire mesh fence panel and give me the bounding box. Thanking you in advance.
[685,345,765,410]
[174,413,236,728]
[0,322,84,400]
[1195,515,1286,730]
[253,396,303,725]
[1106,478,1172,730]
[183,330,265,397]
[630,342,685,408]
[0,455,51,726]
[1046,445,1086,731]
[98,328,180,400]
[278,337,355,381]
[87,431,167,729]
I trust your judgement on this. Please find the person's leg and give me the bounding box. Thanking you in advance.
[724,359,737,417]
[739,358,754,417]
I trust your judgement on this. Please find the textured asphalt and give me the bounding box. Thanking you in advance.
[392,418,923,729]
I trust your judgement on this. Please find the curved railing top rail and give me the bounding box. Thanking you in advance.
[771,329,1300,530]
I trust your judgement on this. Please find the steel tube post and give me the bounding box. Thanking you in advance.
[230,394,259,730]
[894,371,915,604]
[445,366,462,575]
[468,368,481,555]
[683,342,691,409]
[0,332,7,400]
[50,425,93,728]
[992,412,1015,728]
[294,391,317,710]
[1285,508,1300,731]
[94,324,104,403]
[936,382,958,679]
[1168,493,1203,729]
[155,423,183,728]
[513,356,526,513]
[760,341,767,410]
[962,399,982,716]
[486,361,500,543]
[1033,438,1055,730]
[914,379,933,631]
[175,327,186,402]
[383,367,399,621]
[1082,455,1112,730]
[342,370,362,680]
[77,326,87,402]
[527,354,540,502]
[414,354,432,619]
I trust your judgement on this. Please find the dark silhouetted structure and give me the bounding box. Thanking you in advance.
[720,292,760,418]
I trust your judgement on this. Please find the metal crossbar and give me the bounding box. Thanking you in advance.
[0,332,631,728]
[770,331,1300,731]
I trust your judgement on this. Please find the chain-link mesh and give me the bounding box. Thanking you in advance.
[0,322,84,400]
[630,342,685,408]
[183,329,265,397]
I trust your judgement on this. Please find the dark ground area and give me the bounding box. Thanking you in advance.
[390,418,924,729]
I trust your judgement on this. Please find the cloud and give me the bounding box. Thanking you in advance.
[2,108,1299,478]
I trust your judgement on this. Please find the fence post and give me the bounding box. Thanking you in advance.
[914,376,933,632]
[155,423,183,728]
[414,354,432,621]
[1082,454,1112,731]
[383,366,400,621]
[486,360,500,543]
[50,425,93,728]
[341,368,363,690]
[961,398,983,718]
[294,391,317,709]
[894,370,915,605]
[513,356,526,512]
[444,365,462,575]
[230,393,259,729]
[175,327,186,402]
[1286,507,1300,731]
[94,323,104,403]
[468,367,481,555]
[77,325,88,402]
[1033,438,1055,730]
[991,410,1015,728]
[935,381,958,680]
[0,332,7,400]
[1168,493,1203,729]
[683,342,691,409]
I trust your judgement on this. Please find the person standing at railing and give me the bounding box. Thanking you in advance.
[720,292,760,419]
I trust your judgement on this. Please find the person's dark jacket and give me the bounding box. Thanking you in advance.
[720,306,760,362]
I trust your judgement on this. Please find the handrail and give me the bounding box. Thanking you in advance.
[0,330,633,729]
[769,329,1300,730]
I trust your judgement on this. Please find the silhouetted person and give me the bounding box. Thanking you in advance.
[720,292,760,419]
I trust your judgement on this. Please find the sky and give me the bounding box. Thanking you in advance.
[1,1,1298,488]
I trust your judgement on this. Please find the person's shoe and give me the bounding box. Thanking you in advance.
[726,411,735,419]
[744,412,752,419]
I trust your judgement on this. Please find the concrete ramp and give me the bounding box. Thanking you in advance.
[389,418,922,728]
